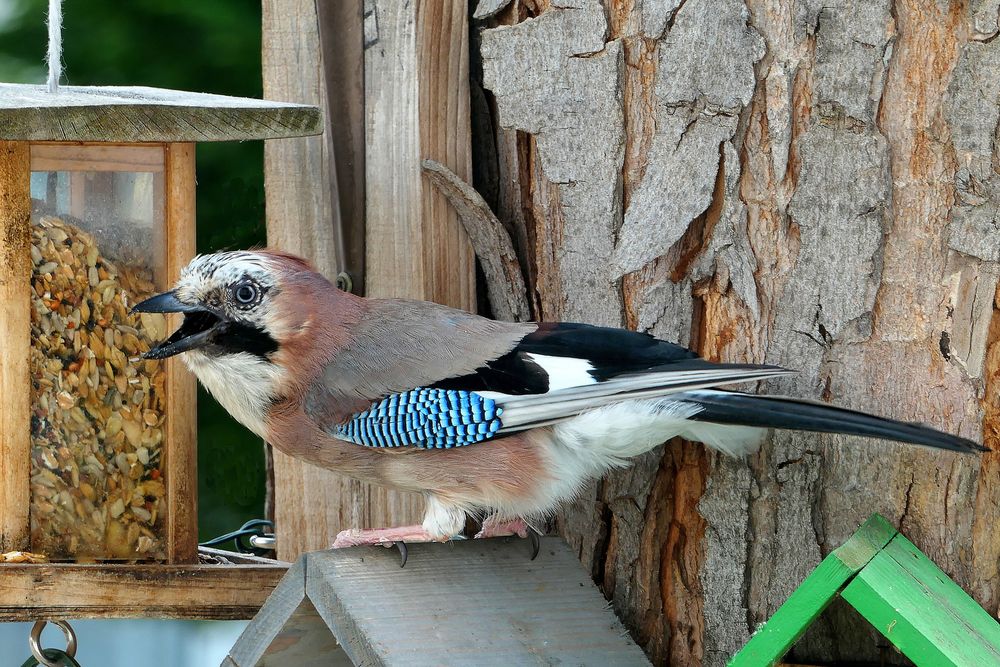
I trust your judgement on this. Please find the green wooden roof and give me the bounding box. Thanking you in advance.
[0,84,321,143]
[730,514,1000,667]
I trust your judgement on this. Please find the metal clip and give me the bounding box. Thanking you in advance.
[249,534,277,550]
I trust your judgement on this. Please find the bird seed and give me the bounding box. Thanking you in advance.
[28,215,168,561]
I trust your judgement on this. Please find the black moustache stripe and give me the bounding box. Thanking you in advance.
[207,322,279,360]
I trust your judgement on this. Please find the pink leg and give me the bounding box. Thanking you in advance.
[331,525,446,549]
[474,517,530,539]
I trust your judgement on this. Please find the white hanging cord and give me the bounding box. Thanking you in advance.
[46,0,64,92]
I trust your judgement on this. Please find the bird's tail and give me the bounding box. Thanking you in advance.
[674,390,986,454]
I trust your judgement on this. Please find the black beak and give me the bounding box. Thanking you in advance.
[135,291,223,360]
[132,290,201,314]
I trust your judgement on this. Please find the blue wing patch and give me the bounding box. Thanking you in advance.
[333,388,504,449]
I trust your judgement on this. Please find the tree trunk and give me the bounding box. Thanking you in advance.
[475,1,1000,664]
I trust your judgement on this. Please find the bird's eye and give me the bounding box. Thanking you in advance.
[233,281,260,306]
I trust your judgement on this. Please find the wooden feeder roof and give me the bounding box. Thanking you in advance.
[0,84,321,143]
[226,536,651,666]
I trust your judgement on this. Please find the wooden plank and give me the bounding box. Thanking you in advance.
[0,84,321,143]
[68,170,86,219]
[0,141,31,553]
[228,559,350,667]
[30,143,164,172]
[364,0,424,301]
[415,0,476,308]
[303,536,650,666]
[263,0,476,560]
[886,534,1000,642]
[729,514,898,667]
[262,0,342,273]
[262,0,357,563]
[163,143,198,564]
[366,0,475,306]
[229,558,305,663]
[842,534,1000,667]
[353,0,475,546]
[315,0,366,291]
[0,562,287,620]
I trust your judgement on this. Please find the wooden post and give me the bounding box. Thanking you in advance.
[164,143,198,563]
[263,0,475,560]
[362,0,475,529]
[263,0,354,562]
[315,0,366,290]
[366,0,475,307]
[0,141,30,553]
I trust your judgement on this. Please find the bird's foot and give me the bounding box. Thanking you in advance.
[474,517,530,539]
[474,518,541,560]
[332,525,453,567]
[332,525,440,548]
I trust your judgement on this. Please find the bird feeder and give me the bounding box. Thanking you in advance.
[0,84,319,620]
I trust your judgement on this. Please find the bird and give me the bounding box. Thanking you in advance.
[133,250,986,563]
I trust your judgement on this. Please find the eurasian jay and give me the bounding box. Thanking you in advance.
[134,250,985,561]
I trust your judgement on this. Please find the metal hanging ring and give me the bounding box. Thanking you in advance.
[29,620,77,666]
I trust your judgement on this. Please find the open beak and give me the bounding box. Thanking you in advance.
[133,291,224,360]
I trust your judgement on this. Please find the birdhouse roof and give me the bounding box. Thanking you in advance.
[225,536,651,666]
[730,514,1000,665]
[0,84,321,142]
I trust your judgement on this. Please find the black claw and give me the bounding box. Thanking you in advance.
[396,541,408,567]
[527,527,540,561]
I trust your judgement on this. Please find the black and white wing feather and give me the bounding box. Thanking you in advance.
[318,320,983,454]
[325,321,791,449]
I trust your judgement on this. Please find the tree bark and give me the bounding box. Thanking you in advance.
[476,1,1000,664]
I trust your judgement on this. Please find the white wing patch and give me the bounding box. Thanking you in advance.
[524,353,596,392]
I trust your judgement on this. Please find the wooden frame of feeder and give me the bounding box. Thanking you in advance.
[0,84,320,620]
[2,141,198,564]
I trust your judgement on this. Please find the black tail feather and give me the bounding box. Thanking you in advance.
[677,390,987,454]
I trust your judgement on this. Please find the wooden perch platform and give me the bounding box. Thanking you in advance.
[0,84,321,142]
[0,549,287,620]
[225,536,650,666]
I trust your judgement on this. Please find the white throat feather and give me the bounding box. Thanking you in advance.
[183,350,285,438]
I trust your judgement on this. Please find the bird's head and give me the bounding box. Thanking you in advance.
[133,250,306,362]
[134,250,346,436]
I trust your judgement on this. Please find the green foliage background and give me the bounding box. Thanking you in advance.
[0,0,267,547]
